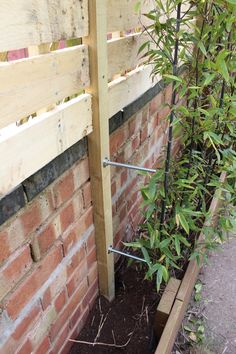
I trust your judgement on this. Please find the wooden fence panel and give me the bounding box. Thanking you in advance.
[0,45,89,129]
[0,0,88,52]
[108,65,159,118]
[107,32,145,81]
[0,94,92,197]
[107,0,152,32]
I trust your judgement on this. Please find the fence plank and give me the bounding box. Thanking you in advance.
[0,45,89,129]
[107,32,144,81]
[0,0,88,52]
[108,65,159,118]
[0,94,92,197]
[107,0,152,32]
[84,0,115,300]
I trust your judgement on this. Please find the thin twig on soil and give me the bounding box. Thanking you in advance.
[112,330,116,345]
[94,309,111,343]
[68,335,133,348]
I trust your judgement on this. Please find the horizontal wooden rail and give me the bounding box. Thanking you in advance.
[107,32,144,81]
[0,94,92,197]
[108,65,160,118]
[0,45,89,129]
[0,0,88,52]
[107,0,152,32]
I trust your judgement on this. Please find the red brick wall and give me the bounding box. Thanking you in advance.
[110,85,179,257]
[0,156,98,354]
[0,84,174,353]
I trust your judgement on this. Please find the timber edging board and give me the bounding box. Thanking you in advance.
[155,172,227,354]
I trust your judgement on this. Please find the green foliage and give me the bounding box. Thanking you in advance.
[126,0,236,290]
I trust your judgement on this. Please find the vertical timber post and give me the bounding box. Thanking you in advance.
[84,0,115,300]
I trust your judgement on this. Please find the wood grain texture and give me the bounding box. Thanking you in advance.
[0,94,92,197]
[107,32,145,81]
[107,0,152,32]
[108,65,159,118]
[84,0,115,300]
[0,45,89,129]
[0,0,88,52]
[155,299,186,354]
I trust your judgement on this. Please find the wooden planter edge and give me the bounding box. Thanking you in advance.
[154,171,227,354]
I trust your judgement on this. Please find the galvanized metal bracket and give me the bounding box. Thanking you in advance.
[103,158,156,173]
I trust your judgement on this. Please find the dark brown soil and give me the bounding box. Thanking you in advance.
[70,262,161,354]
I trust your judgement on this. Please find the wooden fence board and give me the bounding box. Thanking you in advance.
[108,65,159,118]
[0,94,92,197]
[107,32,144,81]
[0,45,89,129]
[107,0,152,32]
[0,0,88,52]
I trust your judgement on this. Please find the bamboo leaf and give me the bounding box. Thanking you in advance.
[174,236,181,256]
[178,213,190,235]
[163,74,182,82]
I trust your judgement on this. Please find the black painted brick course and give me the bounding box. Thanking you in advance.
[22,137,88,201]
[0,185,26,225]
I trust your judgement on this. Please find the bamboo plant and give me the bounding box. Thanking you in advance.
[126,0,236,290]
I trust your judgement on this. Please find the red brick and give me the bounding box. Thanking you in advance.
[21,203,41,236]
[41,287,52,310]
[140,126,148,143]
[72,190,84,220]
[87,262,98,286]
[50,279,88,341]
[86,247,97,269]
[62,206,94,256]
[5,244,63,320]
[110,128,125,156]
[82,278,98,312]
[0,230,10,264]
[118,203,127,223]
[62,228,77,255]
[55,288,67,313]
[120,170,128,187]
[54,172,75,208]
[12,302,41,341]
[116,177,138,210]
[158,105,170,121]
[69,303,83,332]
[164,84,173,105]
[149,91,164,115]
[51,322,70,353]
[85,229,96,254]
[60,203,75,232]
[16,339,33,354]
[142,105,149,123]
[123,140,133,161]
[132,134,141,150]
[67,247,86,278]
[34,336,51,354]
[0,245,33,301]
[67,259,87,297]
[69,306,90,344]
[148,114,159,136]
[111,180,116,197]
[82,182,92,209]
[37,223,56,255]
[127,190,139,210]
[37,189,55,221]
[78,206,93,234]
[73,158,90,189]
[128,112,142,137]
